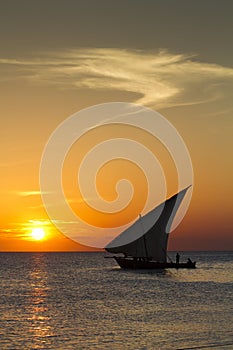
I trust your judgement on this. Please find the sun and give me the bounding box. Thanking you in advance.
[31,227,46,240]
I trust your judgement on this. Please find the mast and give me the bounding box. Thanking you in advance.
[139,214,149,260]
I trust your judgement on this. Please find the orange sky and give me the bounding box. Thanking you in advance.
[0,1,232,251]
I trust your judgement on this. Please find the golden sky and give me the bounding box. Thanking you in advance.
[0,1,232,251]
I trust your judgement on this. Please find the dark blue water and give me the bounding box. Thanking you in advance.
[0,251,232,349]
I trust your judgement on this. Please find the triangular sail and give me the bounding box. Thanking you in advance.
[105,187,190,262]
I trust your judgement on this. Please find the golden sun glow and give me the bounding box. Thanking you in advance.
[31,227,46,240]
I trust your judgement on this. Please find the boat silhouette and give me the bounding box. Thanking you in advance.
[105,187,196,269]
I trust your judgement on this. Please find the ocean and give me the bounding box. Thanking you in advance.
[0,251,232,350]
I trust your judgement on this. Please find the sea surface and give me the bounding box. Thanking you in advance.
[0,251,232,350]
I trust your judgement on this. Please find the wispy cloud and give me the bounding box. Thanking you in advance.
[1,48,233,108]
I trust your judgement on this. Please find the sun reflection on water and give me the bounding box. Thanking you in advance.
[27,254,54,347]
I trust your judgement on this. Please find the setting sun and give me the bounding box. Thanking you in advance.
[31,228,46,240]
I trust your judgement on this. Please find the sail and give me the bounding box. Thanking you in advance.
[105,187,190,262]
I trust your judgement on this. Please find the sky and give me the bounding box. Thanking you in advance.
[0,0,232,251]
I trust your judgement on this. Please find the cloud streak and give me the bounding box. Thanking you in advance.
[16,190,42,197]
[12,190,52,197]
[1,48,233,108]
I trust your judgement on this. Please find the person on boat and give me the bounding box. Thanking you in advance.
[176,253,180,264]
[187,258,192,264]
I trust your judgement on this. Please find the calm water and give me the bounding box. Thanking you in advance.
[0,251,232,350]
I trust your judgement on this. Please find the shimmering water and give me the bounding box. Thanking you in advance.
[0,251,232,350]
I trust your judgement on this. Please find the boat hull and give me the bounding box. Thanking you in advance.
[113,256,196,269]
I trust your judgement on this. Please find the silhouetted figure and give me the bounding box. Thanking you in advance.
[187,258,192,264]
[176,253,180,264]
